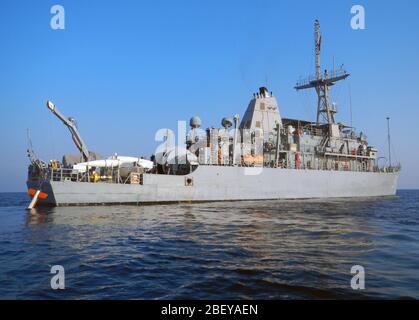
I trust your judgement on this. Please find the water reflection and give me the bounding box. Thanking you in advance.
[26,207,55,225]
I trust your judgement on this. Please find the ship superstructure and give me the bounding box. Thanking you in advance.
[26,20,400,207]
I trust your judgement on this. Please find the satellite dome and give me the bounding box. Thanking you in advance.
[190,116,201,129]
[221,117,233,129]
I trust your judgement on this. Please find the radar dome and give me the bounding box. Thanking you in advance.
[221,117,233,129]
[190,116,201,128]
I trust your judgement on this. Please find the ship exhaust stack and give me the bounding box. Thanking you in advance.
[239,86,283,137]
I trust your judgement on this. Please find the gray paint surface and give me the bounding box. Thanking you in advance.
[28,165,399,206]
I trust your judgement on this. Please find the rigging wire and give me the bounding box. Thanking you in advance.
[348,83,353,129]
[295,38,316,121]
[391,140,399,165]
[48,112,56,162]
[26,128,33,151]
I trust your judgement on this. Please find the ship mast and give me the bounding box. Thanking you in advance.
[295,20,350,128]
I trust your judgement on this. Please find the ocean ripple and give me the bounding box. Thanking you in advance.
[0,191,418,299]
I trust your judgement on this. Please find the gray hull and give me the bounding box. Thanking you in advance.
[28,165,399,206]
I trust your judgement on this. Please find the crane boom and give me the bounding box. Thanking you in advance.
[46,100,90,162]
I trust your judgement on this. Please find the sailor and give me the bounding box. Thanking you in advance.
[89,166,100,183]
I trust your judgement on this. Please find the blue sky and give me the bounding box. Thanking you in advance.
[0,0,418,191]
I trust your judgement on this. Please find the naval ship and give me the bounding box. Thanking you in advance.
[26,20,400,207]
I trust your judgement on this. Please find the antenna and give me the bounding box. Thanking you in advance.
[27,128,33,151]
[26,128,47,171]
[349,84,353,132]
[315,19,321,80]
[386,117,392,167]
[295,20,350,128]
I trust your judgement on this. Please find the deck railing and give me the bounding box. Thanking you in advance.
[47,167,87,182]
[42,161,401,185]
